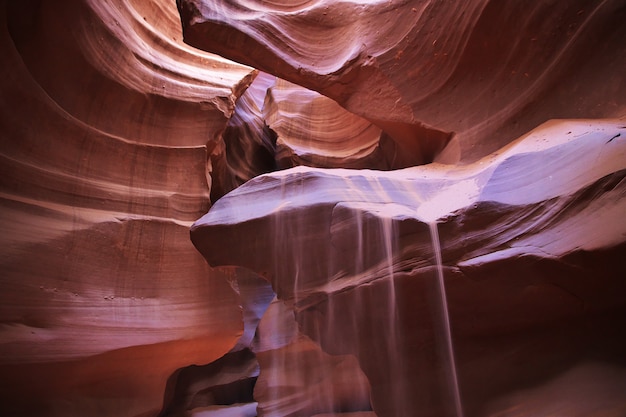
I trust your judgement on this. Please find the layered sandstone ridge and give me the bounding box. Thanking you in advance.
[0,0,255,415]
[191,119,626,416]
[179,0,626,163]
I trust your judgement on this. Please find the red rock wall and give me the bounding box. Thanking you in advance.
[0,0,254,415]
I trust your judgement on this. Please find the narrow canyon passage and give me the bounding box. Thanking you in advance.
[1,1,626,417]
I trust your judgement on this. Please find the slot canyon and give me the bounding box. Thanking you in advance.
[1,0,625,416]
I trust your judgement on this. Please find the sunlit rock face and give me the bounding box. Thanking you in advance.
[191,119,626,416]
[0,0,255,415]
[265,78,419,170]
[179,0,626,163]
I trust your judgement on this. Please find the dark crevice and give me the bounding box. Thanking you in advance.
[158,348,259,417]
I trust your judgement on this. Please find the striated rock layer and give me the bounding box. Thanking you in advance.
[179,0,626,163]
[265,78,410,170]
[268,78,382,167]
[0,0,255,415]
[191,119,626,416]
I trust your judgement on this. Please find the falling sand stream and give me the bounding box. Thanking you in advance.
[429,221,464,417]
[255,172,474,415]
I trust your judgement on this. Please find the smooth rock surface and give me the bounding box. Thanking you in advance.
[211,72,429,202]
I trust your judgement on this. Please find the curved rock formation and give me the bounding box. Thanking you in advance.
[179,0,626,163]
[191,119,626,416]
[266,78,386,170]
[0,0,255,415]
